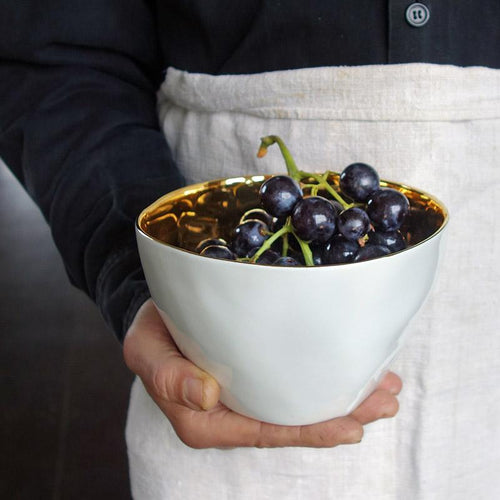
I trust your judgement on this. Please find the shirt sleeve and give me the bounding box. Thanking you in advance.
[0,1,185,341]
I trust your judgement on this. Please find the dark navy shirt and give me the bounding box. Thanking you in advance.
[0,1,499,340]
[158,1,500,73]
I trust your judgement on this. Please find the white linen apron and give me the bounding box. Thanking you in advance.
[126,64,500,500]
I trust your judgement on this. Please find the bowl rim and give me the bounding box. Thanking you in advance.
[136,173,450,268]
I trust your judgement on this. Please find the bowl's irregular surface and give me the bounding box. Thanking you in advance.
[136,174,448,425]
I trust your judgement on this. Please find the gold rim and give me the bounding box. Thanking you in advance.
[137,173,449,262]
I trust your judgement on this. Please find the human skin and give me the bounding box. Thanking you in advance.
[124,298,402,449]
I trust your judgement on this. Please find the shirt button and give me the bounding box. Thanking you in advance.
[405,3,430,27]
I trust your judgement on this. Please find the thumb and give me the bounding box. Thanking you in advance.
[150,350,219,411]
[123,299,220,411]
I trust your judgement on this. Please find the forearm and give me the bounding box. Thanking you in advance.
[0,1,184,340]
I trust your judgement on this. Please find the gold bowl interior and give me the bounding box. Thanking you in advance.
[138,174,448,258]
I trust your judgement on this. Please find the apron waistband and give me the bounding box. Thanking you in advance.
[160,63,500,121]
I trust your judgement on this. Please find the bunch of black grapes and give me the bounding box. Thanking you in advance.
[196,136,410,266]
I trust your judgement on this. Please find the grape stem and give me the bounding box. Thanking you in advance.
[258,135,302,180]
[291,231,314,265]
[249,218,314,266]
[281,232,290,257]
[249,224,288,263]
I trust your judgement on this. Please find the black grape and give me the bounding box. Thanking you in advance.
[248,247,281,265]
[329,200,344,215]
[353,244,391,262]
[367,230,407,253]
[337,207,371,241]
[310,242,325,266]
[273,256,301,266]
[322,234,359,264]
[291,196,337,243]
[366,188,410,232]
[232,219,269,257]
[259,175,303,217]
[339,163,380,202]
[200,245,236,261]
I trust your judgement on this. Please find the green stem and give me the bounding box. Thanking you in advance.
[292,232,314,266]
[249,218,314,266]
[282,232,289,257]
[305,172,352,209]
[258,135,301,181]
[250,224,290,263]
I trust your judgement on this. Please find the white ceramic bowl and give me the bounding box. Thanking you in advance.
[136,174,448,425]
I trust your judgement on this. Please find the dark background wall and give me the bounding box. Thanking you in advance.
[0,161,134,499]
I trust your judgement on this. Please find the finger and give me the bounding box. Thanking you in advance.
[258,416,365,448]
[376,371,403,395]
[349,389,400,425]
[167,402,364,449]
[123,299,220,411]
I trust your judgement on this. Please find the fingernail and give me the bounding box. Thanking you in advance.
[389,382,402,395]
[183,377,204,410]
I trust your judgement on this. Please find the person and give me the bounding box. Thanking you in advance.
[0,2,499,499]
